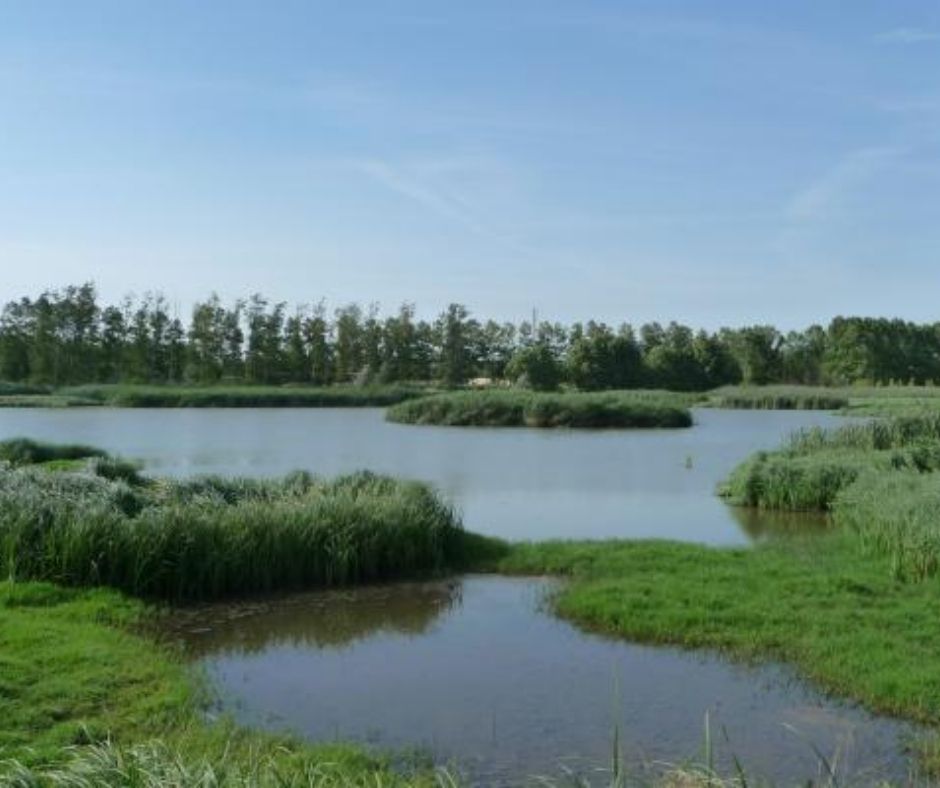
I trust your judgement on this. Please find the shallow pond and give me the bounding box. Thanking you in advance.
[0,407,848,542]
[165,576,918,786]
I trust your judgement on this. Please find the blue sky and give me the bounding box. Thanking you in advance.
[1,1,939,329]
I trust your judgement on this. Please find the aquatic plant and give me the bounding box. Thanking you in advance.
[0,461,467,601]
[386,390,693,429]
[59,384,428,408]
[0,438,107,467]
[708,385,849,411]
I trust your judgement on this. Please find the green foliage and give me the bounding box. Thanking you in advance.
[59,384,427,408]
[9,282,940,393]
[386,390,693,429]
[720,414,940,509]
[505,342,563,391]
[708,385,849,410]
[0,438,107,467]
[0,463,465,601]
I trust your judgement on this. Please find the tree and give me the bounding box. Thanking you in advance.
[506,342,563,391]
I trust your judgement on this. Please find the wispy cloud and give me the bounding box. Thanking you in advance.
[876,27,940,44]
[786,147,903,222]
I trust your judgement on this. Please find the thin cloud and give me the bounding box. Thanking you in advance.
[876,27,940,44]
[786,147,903,222]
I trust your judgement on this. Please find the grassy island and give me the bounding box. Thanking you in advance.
[386,389,694,429]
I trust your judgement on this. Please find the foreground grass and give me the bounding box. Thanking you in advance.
[387,390,693,429]
[0,580,449,785]
[498,534,940,728]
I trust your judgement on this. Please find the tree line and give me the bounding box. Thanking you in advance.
[1,284,938,391]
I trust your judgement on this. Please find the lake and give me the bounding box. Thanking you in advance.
[0,406,849,542]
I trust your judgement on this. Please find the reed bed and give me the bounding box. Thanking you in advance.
[59,384,428,408]
[0,437,108,467]
[386,390,693,429]
[834,470,940,582]
[719,414,940,510]
[708,385,849,411]
[0,461,467,601]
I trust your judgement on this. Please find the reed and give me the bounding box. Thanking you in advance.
[708,385,849,411]
[59,384,428,408]
[0,463,468,601]
[0,437,108,467]
[386,390,693,429]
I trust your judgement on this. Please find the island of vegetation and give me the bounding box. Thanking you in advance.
[386,389,693,428]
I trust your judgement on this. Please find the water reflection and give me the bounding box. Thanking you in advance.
[730,506,833,541]
[166,576,919,786]
[164,581,461,657]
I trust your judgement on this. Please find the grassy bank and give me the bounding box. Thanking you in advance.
[706,385,849,410]
[386,390,694,429]
[0,448,478,601]
[0,579,449,785]
[719,414,940,510]
[709,383,940,416]
[497,533,940,730]
[52,383,430,408]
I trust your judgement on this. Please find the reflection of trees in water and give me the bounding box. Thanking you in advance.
[163,580,463,657]
[730,506,832,542]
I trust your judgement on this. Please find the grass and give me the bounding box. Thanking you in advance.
[710,383,940,416]
[386,390,693,429]
[707,385,849,411]
[55,384,429,408]
[0,438,108,467]
[496,533,940,727]
[0,580,449,785]
[0,456,476,601]
[718,414,940,510]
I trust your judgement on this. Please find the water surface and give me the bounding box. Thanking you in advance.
[0,407,847,543]
[166,576,918,786]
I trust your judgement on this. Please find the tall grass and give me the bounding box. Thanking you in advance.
[708,385,849,410]
[59,384,428,408]
[719,415,940,510]
[387,390,693,429]
[0,438,108,467]
[834,470,940,582]
[0,463,471,601]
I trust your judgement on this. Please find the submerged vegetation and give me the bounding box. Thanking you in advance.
[386,390,693,429]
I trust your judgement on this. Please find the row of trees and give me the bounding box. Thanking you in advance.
[1,284,938,391]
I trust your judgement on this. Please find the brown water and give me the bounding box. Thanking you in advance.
[0,407,850,543]
[166,576,919,786]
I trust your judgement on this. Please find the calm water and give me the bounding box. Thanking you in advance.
[165,576,918,786]
[0,407,848,542]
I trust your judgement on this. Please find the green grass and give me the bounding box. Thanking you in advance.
[707,385,849,410]
[496,533,940,726]
[709,383,940,416]
[0,438,108,467]
[719,414,940,510]
[0,580,449,785]
[386,390,693,429]
[56,384,429,408]
[0,460,474,601]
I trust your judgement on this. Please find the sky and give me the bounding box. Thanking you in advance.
[1,1,939,330]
